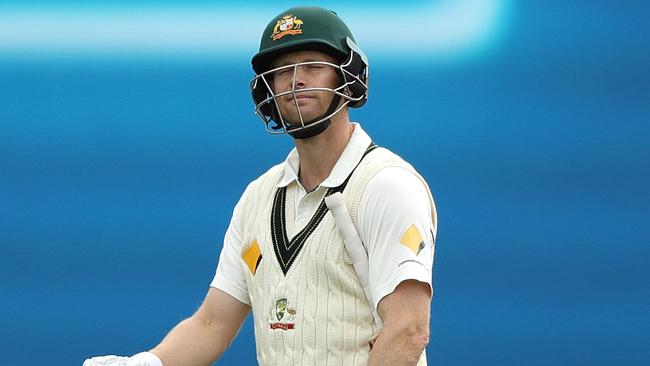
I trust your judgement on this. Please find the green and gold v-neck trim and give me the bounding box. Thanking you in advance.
[271,143,378,275]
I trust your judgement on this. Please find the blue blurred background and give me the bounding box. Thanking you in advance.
[1,1,649,365]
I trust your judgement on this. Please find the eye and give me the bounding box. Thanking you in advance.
[274,68,291,77]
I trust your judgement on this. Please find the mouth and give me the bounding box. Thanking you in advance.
[284,92,315,102]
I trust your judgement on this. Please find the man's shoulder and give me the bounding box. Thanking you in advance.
[365,145,412,170]
[355,145,430,191]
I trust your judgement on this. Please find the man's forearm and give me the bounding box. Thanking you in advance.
[367,327,428,366]
[150,313,237,366]
[149,288,250,366]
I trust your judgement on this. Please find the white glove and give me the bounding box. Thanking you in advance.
[83,352,162,366]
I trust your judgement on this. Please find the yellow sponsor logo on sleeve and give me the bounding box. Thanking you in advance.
[400,224,425,255]
[242,240,262,275]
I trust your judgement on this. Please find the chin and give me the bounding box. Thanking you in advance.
[284,117,317,128]
[281,109,323,125]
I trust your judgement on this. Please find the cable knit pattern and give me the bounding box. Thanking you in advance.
[238,149,431,365]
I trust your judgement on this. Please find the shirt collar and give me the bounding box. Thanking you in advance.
[276,122,372,188]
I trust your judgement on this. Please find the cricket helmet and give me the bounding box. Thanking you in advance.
[250,6,369,139]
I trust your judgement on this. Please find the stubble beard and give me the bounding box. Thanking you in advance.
[278,92,336,127]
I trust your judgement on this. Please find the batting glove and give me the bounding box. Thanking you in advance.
[82,352,162,366]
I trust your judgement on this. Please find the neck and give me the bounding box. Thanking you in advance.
[295,113,354,192]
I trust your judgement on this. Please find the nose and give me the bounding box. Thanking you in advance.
[290,65,307,89]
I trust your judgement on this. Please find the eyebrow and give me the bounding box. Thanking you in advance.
[272,58,327,69]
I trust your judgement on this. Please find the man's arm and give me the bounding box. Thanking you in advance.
[367,280,431,366]
[149,287,250,366]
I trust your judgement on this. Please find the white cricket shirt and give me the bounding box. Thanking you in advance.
[211,123,436,313]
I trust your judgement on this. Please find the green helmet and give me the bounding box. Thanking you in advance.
[252,7,360,74]
[250,6,369,139]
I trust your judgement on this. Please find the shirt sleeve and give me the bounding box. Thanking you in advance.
[358,166,436,312]
[210,184,253,306]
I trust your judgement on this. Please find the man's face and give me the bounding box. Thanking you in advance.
[270,50,341,125]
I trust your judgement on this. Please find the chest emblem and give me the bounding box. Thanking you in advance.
[269,298,296,330]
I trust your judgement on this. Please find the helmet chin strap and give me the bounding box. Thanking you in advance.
[286,94,342,139]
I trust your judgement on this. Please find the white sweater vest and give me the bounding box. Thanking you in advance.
[238,148,431,366]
